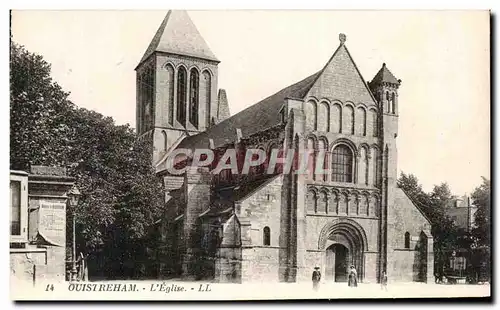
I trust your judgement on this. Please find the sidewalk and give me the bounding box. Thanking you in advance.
[308,282,490,299]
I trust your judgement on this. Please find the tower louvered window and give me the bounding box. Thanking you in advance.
[177,67,187,126]
[189,68,199,128]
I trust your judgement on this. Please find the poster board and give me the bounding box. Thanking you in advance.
[38,201,66,246]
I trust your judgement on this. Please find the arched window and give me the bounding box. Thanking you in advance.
[162,130,168,152]
[318,191,327,213]
[358,107,367,136]
[202,71,211,128]
[358,146,368,185]
[305,101,317,131]
[363,194,370,216]
[176,67,187,126]
[405,232,410,249]
[329,192,338,214]
[139,72,145,133]
[371,109,378,137]
[343,105,355,135]
[263,226,271,246]
[318,102,329,132]
[391,93,396,114]
[386,91,390,113]
[332,104,342,133]
[165,64,175,125]
[339,193,348,214]
[189,68,199,128]
[372,147,379,185]
[307,190,317,213]
[140,66,155,133]
[332,145,353,183]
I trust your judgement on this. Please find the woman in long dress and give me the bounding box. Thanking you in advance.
[348,265,358,287]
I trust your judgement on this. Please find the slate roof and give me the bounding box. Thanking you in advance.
[176,71,321,150]
[371,63,400,85]
[137,10,219,67]
[219,175,280,202]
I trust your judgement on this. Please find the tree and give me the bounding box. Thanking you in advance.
[472,177,491,246]
[430,182,455,208]
[397,172,433,211]
[397,173,461,276]
[10,42,73,170]
[10,42,165,279]
[471,177,491,282]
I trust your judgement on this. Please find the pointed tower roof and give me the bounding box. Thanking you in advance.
[371,63,401,86]
[216,89,231,122]
[137,10,219,67]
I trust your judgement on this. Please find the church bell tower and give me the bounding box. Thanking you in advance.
[369,63,401,280]
[135,10,230,163]
[369,63,401,188]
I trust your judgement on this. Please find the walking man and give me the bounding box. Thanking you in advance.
[312,267,321,291]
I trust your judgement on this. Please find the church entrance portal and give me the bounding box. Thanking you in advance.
[325,244,349,282]
[319,219,368,283]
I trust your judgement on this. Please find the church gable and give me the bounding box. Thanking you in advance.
[388,188,432,250]
[306,42,377,106]
[238,175,282,246]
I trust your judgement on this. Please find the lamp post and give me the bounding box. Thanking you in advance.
[68,185,81,282]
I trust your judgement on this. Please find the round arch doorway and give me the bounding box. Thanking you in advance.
[325,243,349,282]
[318,219,368,283]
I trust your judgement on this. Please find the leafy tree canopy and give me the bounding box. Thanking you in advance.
[472,177,491,247]
[398,173,464,267]
[10,42,164,279]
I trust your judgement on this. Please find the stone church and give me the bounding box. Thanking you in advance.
[136,10,434,283]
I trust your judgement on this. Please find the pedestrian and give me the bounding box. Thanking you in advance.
[348,265,358,287]
[312,267,321,291]
[381,271,388,291]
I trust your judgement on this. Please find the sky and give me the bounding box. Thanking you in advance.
[11,10,490,195]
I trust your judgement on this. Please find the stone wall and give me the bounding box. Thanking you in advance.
[241,247,280,283]
[387,187,434,282]
[10,248,47,283]
[154,53,219,131]
[182,167,211,279]
[238,175,283,282]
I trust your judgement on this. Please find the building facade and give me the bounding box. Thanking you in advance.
[10,166,75,284]
[138,11,434,283]
[447,195,478,232]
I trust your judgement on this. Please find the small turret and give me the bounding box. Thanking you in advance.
[369,63,401,115]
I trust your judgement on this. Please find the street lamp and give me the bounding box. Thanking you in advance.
[68,185,81,282]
